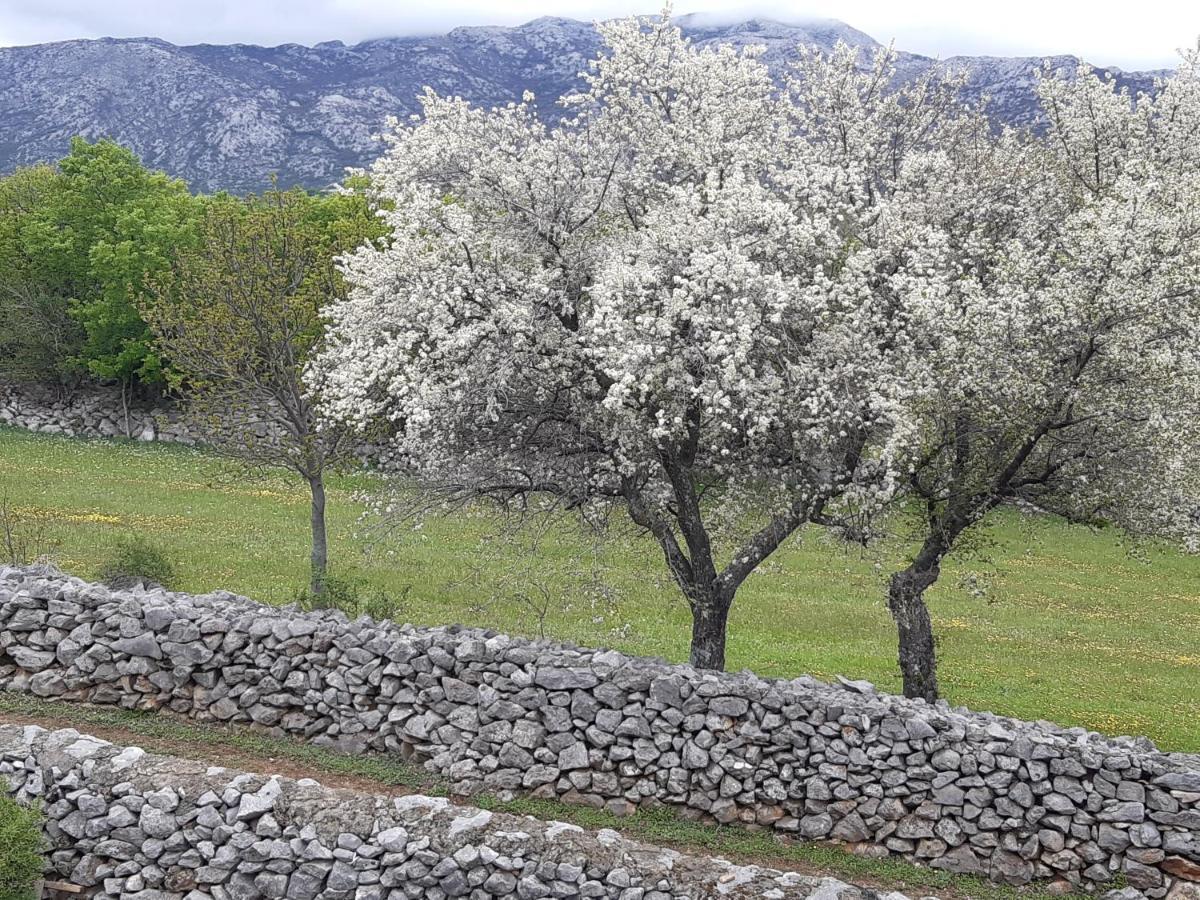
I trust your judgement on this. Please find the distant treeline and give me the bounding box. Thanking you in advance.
[0,137,384,395]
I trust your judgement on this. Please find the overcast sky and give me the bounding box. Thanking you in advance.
[0,0,1195,69]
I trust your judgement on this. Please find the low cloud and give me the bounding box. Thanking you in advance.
[0,0,1191,69]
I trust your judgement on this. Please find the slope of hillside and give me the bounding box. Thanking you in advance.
[0,16,1166,192]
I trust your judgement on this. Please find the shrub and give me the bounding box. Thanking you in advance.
[294,571,408,622]
[0,796,43,900]
[100,534,177,590]
[0,494,61,566]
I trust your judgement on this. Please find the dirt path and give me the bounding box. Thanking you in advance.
[0,708,413,796]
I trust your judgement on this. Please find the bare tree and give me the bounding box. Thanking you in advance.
[144,187,383,594]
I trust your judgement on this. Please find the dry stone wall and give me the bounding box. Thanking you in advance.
[0,381,200,443]
[2,724,890,900]
[0,381,382,459]
[2,566,1199,897]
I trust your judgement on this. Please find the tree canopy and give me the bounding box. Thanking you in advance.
[0,137,199,389]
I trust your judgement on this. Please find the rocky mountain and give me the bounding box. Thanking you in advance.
[0,15,1168,193]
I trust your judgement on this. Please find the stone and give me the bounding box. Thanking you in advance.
[517,875,551,898]
[558,743,589,771]
[139,807,178,839]
[112,634,164,659]
[30,671,67,696]
[377,828,408,852]
[930,846,985,876]
[1098,825,1132,853]
[1123,860,1163,891]
[990,849,1034,885]
[534,667,598,690]
[1165,833,1200,862]
[235,780,282,821]
[1104,889,1148,900]
[1044,793,1077,814]
[1168,883,1200,900]
[931,749,962,771]
[896,815,935,840]
[483,872,518,894]
[1163,856,1200,881]
[835,675,876,694]
[287,865,328,900]
[8,646,55,669]
[682,743,709,769]
[648,677,682,708]
[326,861,358,893]
[905,718,937,741]
[1156,773,1200,793]
[1117,782,1147,803]
[1130,822,1161,848]
[1008,782,1035,808]
[709,696,749,717]
[800,814,833,839]
[831,812,871,843]
[933,784,965,806]
[1099,802,1146,823]
[143,606,178,632]
[441,677,478,704]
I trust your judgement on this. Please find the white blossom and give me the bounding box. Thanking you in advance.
[313,18,1200,675]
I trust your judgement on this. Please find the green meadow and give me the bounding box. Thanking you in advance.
[3,426,1197,751]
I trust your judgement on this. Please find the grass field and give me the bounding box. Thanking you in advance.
[2,426,1198,751]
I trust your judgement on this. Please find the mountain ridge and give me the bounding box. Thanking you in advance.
[0,16,1169,193]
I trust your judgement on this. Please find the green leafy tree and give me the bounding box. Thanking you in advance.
[0,138,198,394]
[0,163,82,384]
[79,188,199,386]
[55,138,198,388]
[143,186,386,594]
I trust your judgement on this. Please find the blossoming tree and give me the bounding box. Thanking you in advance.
[313,18,936,670]
[316,12,1200,689]
[876,52,1200,700]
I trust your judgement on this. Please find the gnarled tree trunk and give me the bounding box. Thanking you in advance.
[689,587,733,670]
[633,437,812,674]
[887,561,940,702]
